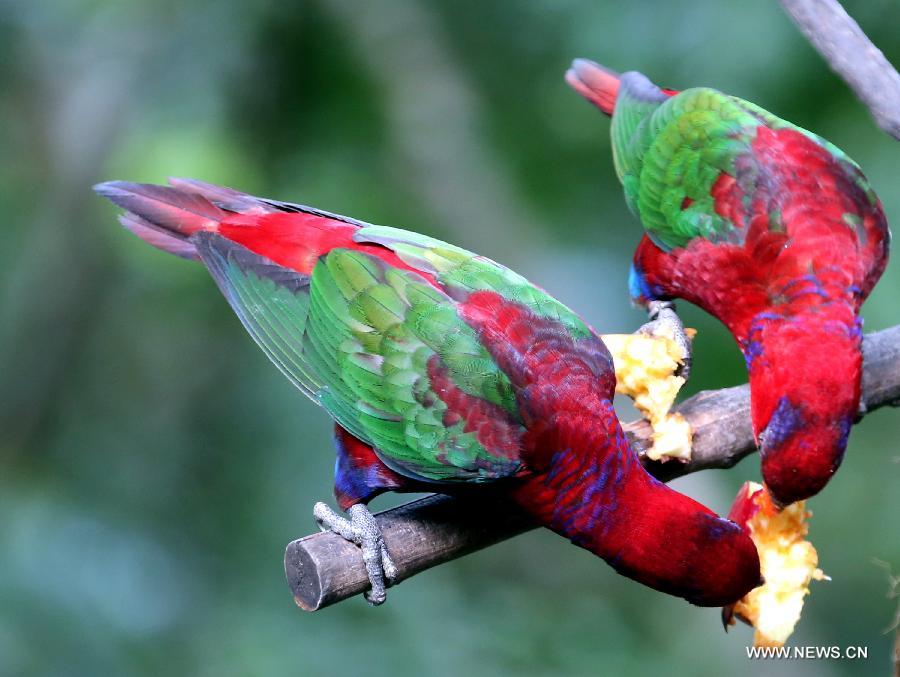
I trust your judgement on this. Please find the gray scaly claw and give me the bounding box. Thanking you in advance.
[313,501,396,605]
[638,300,693,381]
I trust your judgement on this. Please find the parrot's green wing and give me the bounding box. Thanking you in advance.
[612,74,761,250]
[612,72,874,252]
[193,231,548,483]
[353,225,594,339]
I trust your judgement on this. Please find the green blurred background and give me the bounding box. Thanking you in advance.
[1,1,898,675]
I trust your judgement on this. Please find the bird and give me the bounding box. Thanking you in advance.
[566,59,890,507]
[95,178,761,607]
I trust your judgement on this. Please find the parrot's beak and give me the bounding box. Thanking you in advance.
[766,489,788,512]
[565,59,621,115]
[721,573,764,632]
[721,604,736,631]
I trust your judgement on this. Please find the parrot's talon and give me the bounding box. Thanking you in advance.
[313,501,395,605]
[645,299,672,322]
[638,301,692,381]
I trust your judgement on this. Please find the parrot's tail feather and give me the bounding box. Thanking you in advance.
[565,59,621,115]
[93,180,228,238]
[119,213,200,260]
[167,177,279,214]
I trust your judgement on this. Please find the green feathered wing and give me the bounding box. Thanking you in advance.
[611,72,871,252]
[192,227,592,483]
[353,225,593,338]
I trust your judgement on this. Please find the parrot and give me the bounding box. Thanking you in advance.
[566,60,890,507]
[95,178,761,607]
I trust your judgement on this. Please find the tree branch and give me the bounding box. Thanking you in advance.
[285,325,900,611]
[779,0,900,139]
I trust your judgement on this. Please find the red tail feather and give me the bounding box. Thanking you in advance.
[95,178,412,277]
[167,177,278,214]
[93,181,228,236]
[565,59,621,115]
[119,213,200,260]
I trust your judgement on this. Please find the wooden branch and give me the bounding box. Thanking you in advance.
[285,325,900,611]
[779,0,900,139]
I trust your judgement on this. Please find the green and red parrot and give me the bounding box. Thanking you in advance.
[95,178,761,607]
[567,60,890,507]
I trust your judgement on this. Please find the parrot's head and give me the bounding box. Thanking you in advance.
[628,494,763,607]
[758,396,853,507]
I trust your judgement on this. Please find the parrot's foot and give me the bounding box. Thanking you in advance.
[638,300,692,381]
[313,501,397,605]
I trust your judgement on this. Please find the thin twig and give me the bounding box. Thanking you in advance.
[779,0,900,139]
[285,325,900,611]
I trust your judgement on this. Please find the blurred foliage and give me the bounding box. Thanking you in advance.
[1,1,898,675]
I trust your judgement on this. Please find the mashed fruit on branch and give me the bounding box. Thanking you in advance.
[601,329,694,462]
[725,481,828,647]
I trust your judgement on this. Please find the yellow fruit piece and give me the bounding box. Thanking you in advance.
[730,482,827,647]
[601,330,693,462]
